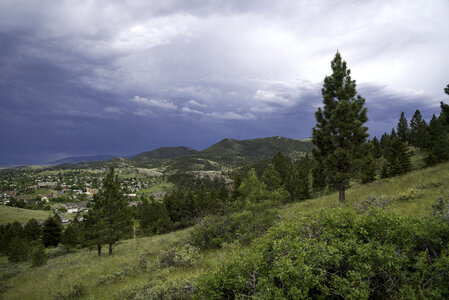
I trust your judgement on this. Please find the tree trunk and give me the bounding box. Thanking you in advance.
[109,243,113,255]
[97,245,102,256]
[339,181,346,202]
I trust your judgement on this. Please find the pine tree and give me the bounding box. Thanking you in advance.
[42,215,62,248]
[384,137,412,177]
[262,163,282,191]
[445,84,449,96]
[371,137,382,159]
[397,112,410,142]
[61,224,78,251]
[86,167,132,255]
[272,152,288,183]
[231,173,242,201]
[410,109,428,148]
[312,52,369,202]
[24,218,41,241]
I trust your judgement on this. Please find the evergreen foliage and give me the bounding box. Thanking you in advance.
[312,51,369,202]
[24,218,41,241]
[61,224,78,250]
[397,112,410,142]
[138,198,173,235]
[31,243,48,267]
[371,137,382,159]
[383,137,412,177]
[262,163,282,191]
[42,215,62,248]
[410,109,429,148]
[86,167,132,255]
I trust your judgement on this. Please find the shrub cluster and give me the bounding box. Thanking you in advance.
[195,208,449,299]
[158,244,202,268]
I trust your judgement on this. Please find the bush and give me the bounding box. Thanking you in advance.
[8,239,29,262]
[31,244,48,267]
[190,200,277,249]
[195,208,449,299]
[98,271,126,285]
[116,278,196,300]
[158,244,202,268]
[355,194,389,212]
[53,283,86,299]
[431,195,449,223]
[393,188,423,202]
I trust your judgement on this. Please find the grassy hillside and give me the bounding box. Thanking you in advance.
[0,206,52,225]
[1,161,449,299]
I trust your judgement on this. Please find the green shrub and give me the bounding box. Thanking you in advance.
[431,195,449,223]
[194,208,449,299]
[53,283,86,299]
[393,188,423,202]
[116,278,196,300]
[158,244,202,268]
[190,200,277,249]
[31,243,48,267]
[98,271,126,285]
[355,194,389,212]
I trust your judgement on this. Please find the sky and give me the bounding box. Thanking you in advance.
[1,0,448,164]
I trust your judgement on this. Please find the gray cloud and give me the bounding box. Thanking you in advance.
[0,0,448,163]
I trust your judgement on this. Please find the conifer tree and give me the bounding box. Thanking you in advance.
[384,137,412,177]
[312,52,369,202]
[61,224,78,250]
[371,137,382,159]
[24,218,41,241]
[445,84,449,96]
[272,152,288,183]
[42,215,62,248]
[397,112,410,142]
[231,173,242,201]
[410,109,428,148]
[262,163,282,191]
[86,167,132,255]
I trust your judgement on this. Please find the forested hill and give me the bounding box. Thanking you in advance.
[130,146,198,163]
[130,136,313,171]
[53,136,313,172]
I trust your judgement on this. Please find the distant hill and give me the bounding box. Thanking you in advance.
[49,154,117,165]
[130,146,198,165]
[133,136,314,171]
[49,136,313,172]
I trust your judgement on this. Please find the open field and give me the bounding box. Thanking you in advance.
[0,206,52,225]
[1,161,449,298]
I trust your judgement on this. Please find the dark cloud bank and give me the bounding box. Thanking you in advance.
[1,0,448,164]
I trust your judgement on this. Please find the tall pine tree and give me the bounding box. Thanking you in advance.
[86,167,132,255]
[312,51,369,202]
[410,109,428,148]
[397,112,410,142]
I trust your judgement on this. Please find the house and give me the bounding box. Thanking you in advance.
[67,208,78,214]
[58,214,70,224]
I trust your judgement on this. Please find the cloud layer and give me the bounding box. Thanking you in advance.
[1,0,448,163]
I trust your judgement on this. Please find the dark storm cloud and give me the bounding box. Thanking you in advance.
[1,0,448,164]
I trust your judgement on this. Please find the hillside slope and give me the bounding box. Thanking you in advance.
[2,161,449,299]
[162,136,313,172]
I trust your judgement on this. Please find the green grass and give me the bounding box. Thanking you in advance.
[0,206,52,224]
[2,161,449,299]
[136,182,174,195]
